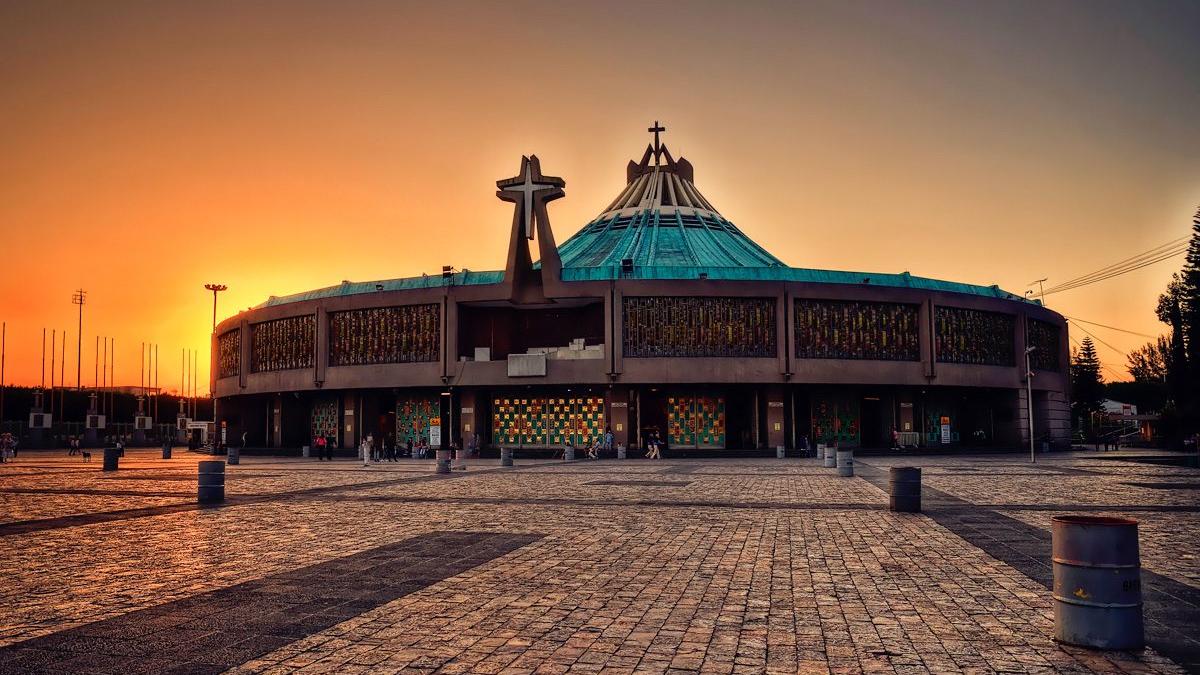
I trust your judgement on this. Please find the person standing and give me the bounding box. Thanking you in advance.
[315,435,326,461]
[603,427,614,458]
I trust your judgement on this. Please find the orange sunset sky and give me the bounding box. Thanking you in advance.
[1,0,1198,393]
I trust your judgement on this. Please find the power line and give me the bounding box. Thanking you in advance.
[1044,235,1188,292]
[1068,320,1127,359]
[1062,316,1158,339]
[1042,239,1188,296]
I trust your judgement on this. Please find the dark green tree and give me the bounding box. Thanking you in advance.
[1070,337,1105,435]
[1127,335,1172,383]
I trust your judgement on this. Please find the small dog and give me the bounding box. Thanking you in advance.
[81,451,91,462]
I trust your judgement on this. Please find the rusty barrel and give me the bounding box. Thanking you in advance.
[435,449,451,474]
[102,447,120,472]
[888,467,921,512]
[501,447,514,467]
[1052,515,1143,649]
[197,460,225,503]
[836,449,854,477]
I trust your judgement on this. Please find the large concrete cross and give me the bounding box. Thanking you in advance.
[497,156,564,240]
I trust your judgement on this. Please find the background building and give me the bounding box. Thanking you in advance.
[212,133,1070,453]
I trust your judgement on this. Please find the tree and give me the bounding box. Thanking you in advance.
[1127,336,1172,383]
[1071,337,1105,434]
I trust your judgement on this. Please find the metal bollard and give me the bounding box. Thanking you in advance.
[227,446,240,465]
[198,460,226,503]
[500,447,513,467]
[564,446,576,461]
[776,446,785,459]
[888,467,921,512]
[102,447,120,472]
[435,449,451,474]
[617,444,626,460]
[1052,515,1143,649]
[836,449,854,477]
[823,447,837,468]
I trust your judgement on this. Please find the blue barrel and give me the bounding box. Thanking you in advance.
[197,460,225,503]
[162,443,172,460]
[888,467,921,512]
[1052,515,1143,649]
[227,446,240,465]
[102,447,120,472]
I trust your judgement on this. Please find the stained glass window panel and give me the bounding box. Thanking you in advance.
[623,297,776,358]
[794,300,919,361]
[329,304,440,366]
[935,307,1015,366]
[251,315,315,373]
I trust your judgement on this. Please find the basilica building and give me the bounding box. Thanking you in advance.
[211,127,1070,453]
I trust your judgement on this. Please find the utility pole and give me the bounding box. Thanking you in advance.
[60,331,66,420]
[50,330,56,418]
[1025,346,1037,463]
[72,290,86,389]
[1029,278,1048,305]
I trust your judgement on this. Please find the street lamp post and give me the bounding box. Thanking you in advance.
[72,290,86,389]
[1025,346,1037,463]
[203,284,227,425]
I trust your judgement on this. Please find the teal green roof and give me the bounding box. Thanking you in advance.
[558,209,785,270]
[257,270,503,307]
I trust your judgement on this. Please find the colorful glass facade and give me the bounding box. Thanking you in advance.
[666,395,726,448]
[395,395,439,446]
[217,329,241,379]
[329,304,440,367]
[935,307,1015,366]
[492,395,605,447]
[310,399,338,440]
[811,397,859,446]
[622,296,776,358]
[1026,319,1061,371]
[794,299,919,361]
[251,315,316,373]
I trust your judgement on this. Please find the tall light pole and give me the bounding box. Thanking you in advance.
[72,290,86,389]
[204,284,227,424]
[204,284,227,333]
[1025,346,1037,463]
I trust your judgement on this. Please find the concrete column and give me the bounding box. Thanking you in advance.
[315,307,327,386]
[1036,389,1071,447]
[920,299,935,379]
[459,389,477,449]
[238,319,249,390]
[340,392,357,449]
[765,385,785,449]
[607,386,630,448]
[272,394,282,448]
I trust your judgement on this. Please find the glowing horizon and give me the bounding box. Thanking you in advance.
[1,1,1197,391]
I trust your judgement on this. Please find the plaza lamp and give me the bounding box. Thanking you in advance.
[204,284,227,423]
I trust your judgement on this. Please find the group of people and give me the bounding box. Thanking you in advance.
[0,432,16,462]
[643,429,665,459]
[315,433,465,461]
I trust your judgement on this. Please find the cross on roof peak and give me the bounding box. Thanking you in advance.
[647,121,666,165]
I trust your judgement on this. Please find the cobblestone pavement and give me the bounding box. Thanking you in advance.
[0,448,1195,673]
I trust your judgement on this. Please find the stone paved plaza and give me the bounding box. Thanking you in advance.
[0,449,1198,674]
